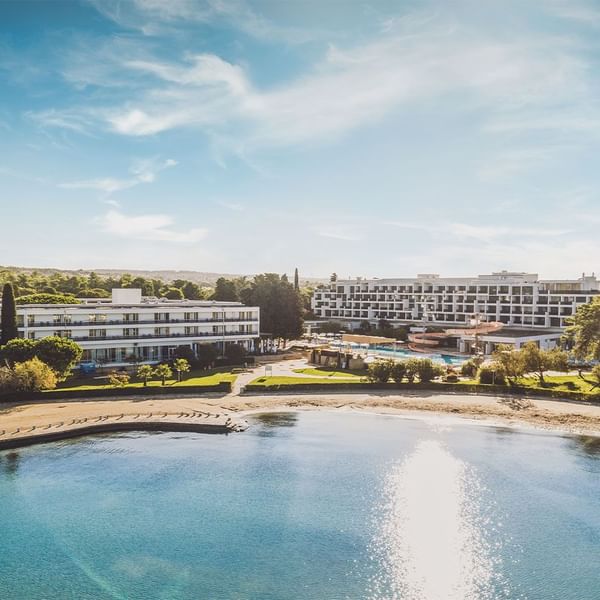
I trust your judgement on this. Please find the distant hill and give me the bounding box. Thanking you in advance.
[0,266,327,287]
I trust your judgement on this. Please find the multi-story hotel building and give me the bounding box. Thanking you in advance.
[16,289,260,367]
[312,272,599,353]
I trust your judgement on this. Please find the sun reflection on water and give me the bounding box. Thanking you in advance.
[368,440,511,600]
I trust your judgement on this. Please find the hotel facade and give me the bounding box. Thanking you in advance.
[311,272,600,353]
[16,289,260,367]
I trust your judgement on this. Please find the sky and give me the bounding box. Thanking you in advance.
[1,0,600,279]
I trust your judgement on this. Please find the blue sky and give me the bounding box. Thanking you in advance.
[1,0,600,278]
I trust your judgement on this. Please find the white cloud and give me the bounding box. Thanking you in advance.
[32,9,592,155]
[98,209,206,242]
[87,0,323,43]
[59,157,177,193]
[315,225,363,241]
[216,200,244,211]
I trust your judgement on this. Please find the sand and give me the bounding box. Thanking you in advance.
[1,387,600,449]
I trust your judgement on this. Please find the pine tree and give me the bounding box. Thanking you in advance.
[1,282,18,345]
[294,268,299,291]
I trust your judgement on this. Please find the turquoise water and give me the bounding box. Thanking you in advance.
[371,346,467,365]
[0,412,599,599]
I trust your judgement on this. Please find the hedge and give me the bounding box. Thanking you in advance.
[0,381,232,402]
[244,381,600,403]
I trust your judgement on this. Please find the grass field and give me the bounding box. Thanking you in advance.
[292,367,366,379]
[248,376,365,386]
[56,368,237,392]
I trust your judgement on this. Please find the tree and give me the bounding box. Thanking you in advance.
[492,345,525,385]
[478,365,506,385]
[180,281,204,300]
[196,344,218,369]
[520,342,569,385]
[564,297,600,361]
[404,358,420,383]
[13,357,58,392]
[367,360,393,384]
[161,286,184,300]
[137,364,154,387]
[225,343,247,364]
[174,345,197,366]
[78,288,110,298]
[35,336,83,380]
[108,371,130,387]
[16,293,80,305]
[241,273,303,344]
[154,364,173,386]
[1,283,18,345]
[212,278,239,302]
[294,268,299,291]
[414,358,444,382]
[173,358,190,382]
[0,338,37,365]
[390,361,407,384]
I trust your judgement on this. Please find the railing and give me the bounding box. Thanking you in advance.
[24,317,259,328]
[71,331,257,342]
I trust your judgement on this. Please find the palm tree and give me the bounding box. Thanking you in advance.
[173,358,190,382]
[153,364,173,386]
[137,364,154,387]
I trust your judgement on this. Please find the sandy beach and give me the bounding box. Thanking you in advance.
[2,387,600,449]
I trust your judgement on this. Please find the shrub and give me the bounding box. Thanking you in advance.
[108,371,130,387]
[478,365,506,385]
[390,361,407,384]
[367,360,394,384]
[415,358,444,383]
[404,358,420,383]
[460,358,481,378]
[444,373,459,383]
[12,358,58,392]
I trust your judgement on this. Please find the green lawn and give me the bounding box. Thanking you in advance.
[512,374,598,394]
[56,368,237,391]
[248,376,365,386]
[292,367,366,379]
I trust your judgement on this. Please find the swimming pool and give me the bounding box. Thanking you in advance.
[370,345,467,365]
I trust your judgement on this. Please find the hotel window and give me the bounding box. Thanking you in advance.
[154,327,170,336]
[89,329,107,338]
[89,314,107,323]
[123,328,139,337]
[27,315,35,326]
[123,313,139,322]
[154,312,170,322]
[212,311,222,321]
[184,326,199,335]
[53,314,72,325]
[184,312,198,321]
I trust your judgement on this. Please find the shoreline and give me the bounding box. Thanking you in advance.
[1,389,600,450]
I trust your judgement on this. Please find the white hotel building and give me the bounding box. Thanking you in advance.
[16,289,260,367]
[312,272,600,353]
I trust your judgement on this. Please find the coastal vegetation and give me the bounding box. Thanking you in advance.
[0,283,17,345]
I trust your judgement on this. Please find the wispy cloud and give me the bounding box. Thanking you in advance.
[87,0,325,42]
[97,209,206,242]
[386,221,571,242]
[315,225,363,241]
[59,157,177,193]
[27,8,592,157]
[216,200,244,211]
